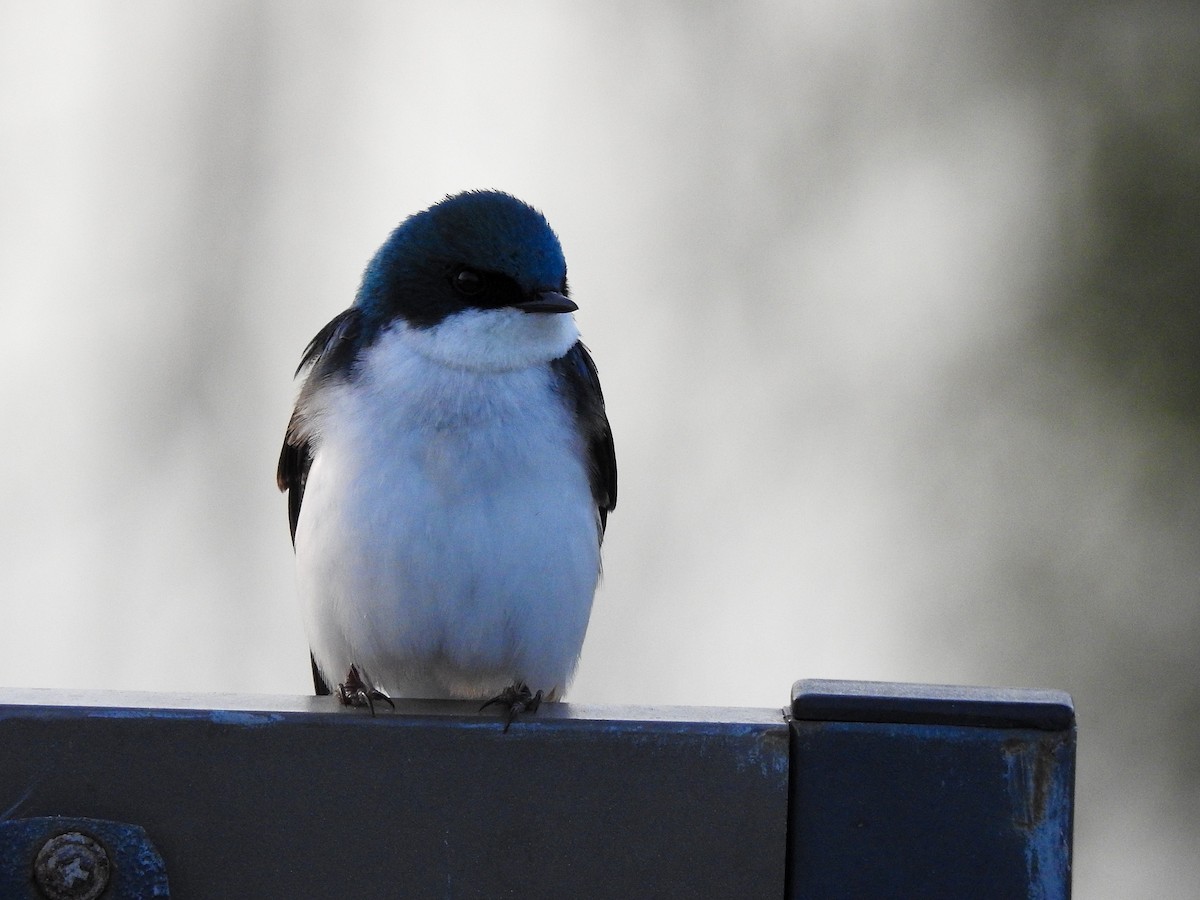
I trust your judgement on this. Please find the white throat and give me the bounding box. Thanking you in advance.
[401,307,580,373]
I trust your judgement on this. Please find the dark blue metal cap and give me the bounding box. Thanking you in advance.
[791,678,1075,731]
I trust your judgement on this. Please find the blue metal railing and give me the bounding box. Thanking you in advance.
[0,680,1074,898]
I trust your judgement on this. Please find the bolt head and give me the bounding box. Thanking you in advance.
[33,831,111,900]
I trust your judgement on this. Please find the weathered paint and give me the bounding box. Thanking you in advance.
[0,816,169,898]
[1004,732,1076,900]
[788,680,1075,899]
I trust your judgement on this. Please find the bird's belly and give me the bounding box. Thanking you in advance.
[295,409,600,700]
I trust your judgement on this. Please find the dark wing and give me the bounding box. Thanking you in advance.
[277,308,366,697]
[276,308,365,545]
[552,341,617,536]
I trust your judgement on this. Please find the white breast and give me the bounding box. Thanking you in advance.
[293,313,601,701]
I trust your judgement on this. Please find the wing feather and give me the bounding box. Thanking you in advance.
[551,342,617,535]
[276,308,365,544]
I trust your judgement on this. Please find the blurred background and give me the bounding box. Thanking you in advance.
[1,2,1197,894]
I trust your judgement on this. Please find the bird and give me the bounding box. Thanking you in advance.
[277,190,616,727]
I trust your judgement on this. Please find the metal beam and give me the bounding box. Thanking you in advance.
[787,679,1075,900]
[0,690,789,898]
[0,681,1075,898]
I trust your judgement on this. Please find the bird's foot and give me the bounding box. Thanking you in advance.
[337,664,395,717]
[480,681,544,733]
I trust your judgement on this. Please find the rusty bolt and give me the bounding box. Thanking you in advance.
[32,831,111,900]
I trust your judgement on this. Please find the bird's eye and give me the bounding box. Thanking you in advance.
[452,268,485,295]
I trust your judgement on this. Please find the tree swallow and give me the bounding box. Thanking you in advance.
[277,191,616,726]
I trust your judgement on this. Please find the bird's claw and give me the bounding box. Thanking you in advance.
[337,664,395,717]
[481,682,544,732]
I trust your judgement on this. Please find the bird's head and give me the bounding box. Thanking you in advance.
[354,191,579,372]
